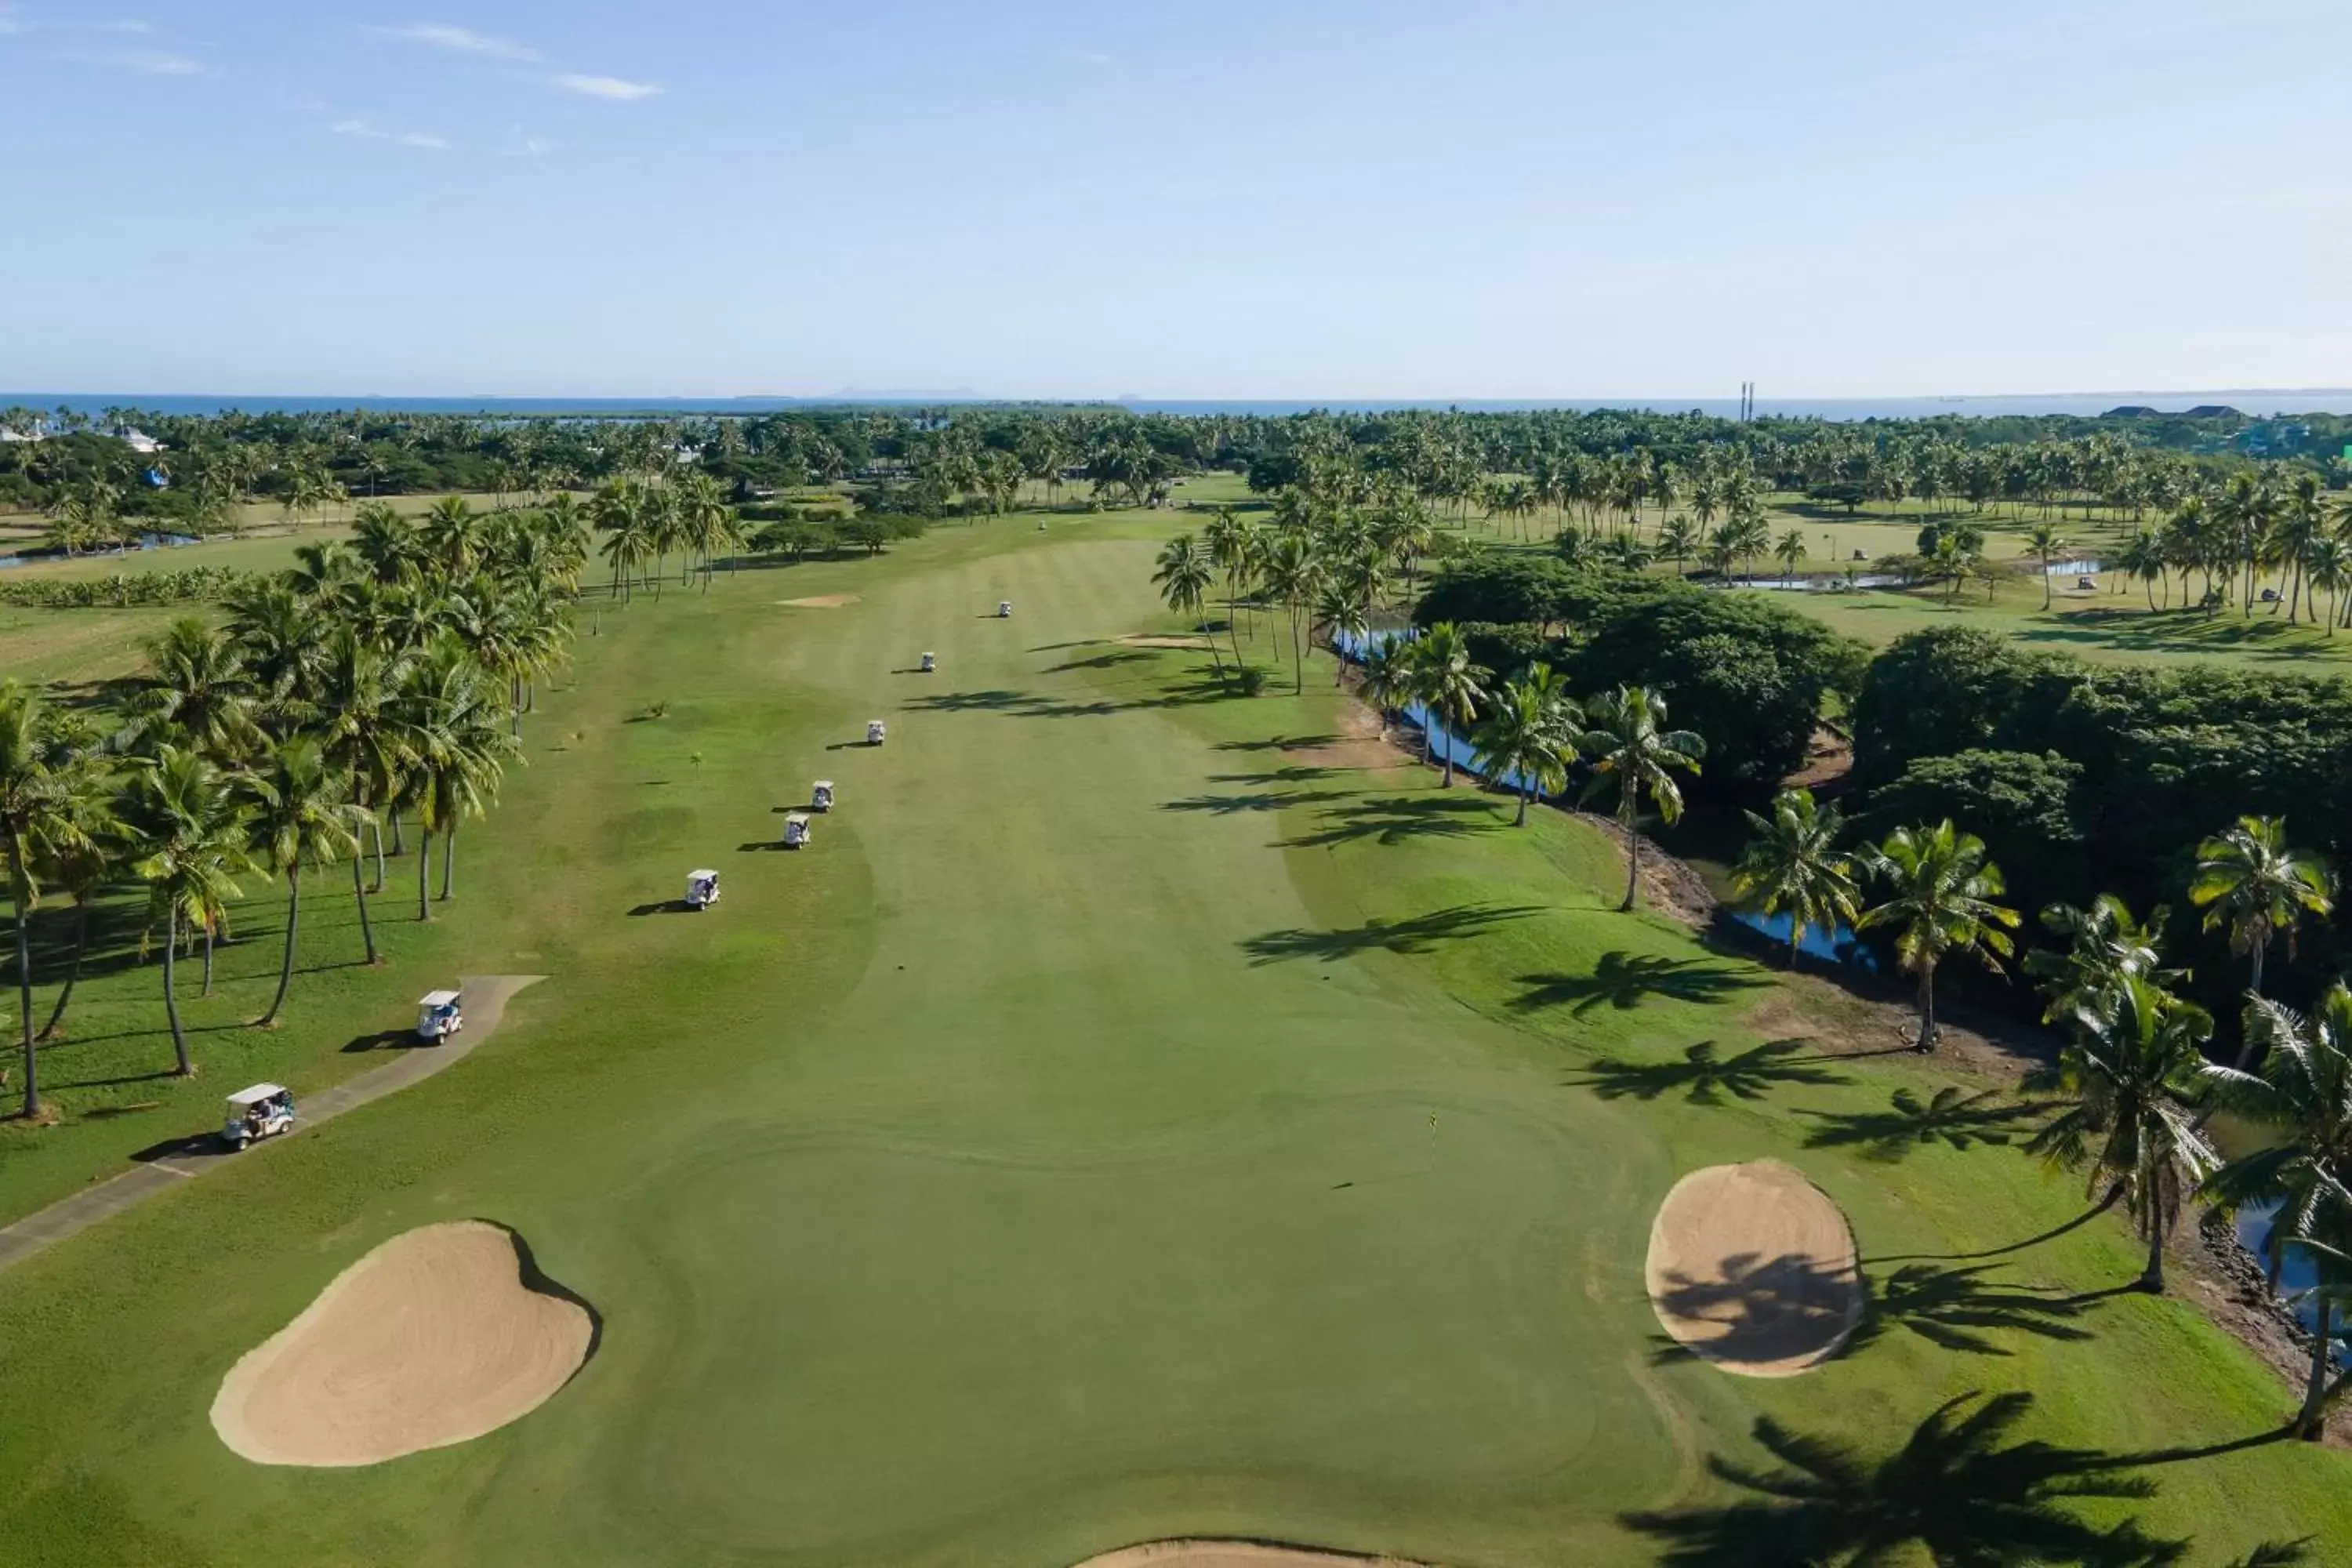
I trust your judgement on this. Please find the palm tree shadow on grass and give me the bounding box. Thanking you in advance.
[1857,1261,2103,1355]
[1623,1391,2190,1567]
[1800,1086,2053,1163]
[1277,794,1497,848]
[1240,902,1543,965]
[1161,791,1316,815]
[1572,1038,1852,1105]
[1512,950,1768,1018]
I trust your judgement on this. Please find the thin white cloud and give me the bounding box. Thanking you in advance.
[397,131,451,150]
[553,71,658,100]
[1057,44,1112,66]
[114,49,205,74]
[371,22,539,62]
[332,117,452,151]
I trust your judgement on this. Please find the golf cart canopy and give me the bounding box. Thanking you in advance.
[812,781,833,793]
[689,869,719,882]
[418,989,460,1010]
[227,1083,289,1107]
[786,812,811,827]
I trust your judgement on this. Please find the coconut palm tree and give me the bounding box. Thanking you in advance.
[1356,637,1411,741]
[2188,816,2335,1065]
[124,617,264,760]
[242,735,368,1028]
[1773,528,1808,581]
[314,630,401,963]
[2027,975,2216,1293]
[1151,533,1221,674]
[2201,985,2352,1436]
[1857,820,2020,1052]
[122,746,250,1075]
[2024,522,2072,610]
[394,642,521,913]
[2305,537,2350,636]
[1730,787,1860,968]
[2024,895,2176,1025]
[1407,622,1491,787]
[0,682,109,1119]
[1256,532,1324,695]
[1575,685,1704,912]
[1655,514,1698,578]
[351,500,424,583]
[1471,677,1573,826]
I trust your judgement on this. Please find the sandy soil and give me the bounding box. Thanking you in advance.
[778,593,862,608]
[210,1220,593,1467]
[1644,1160,1862,1377]
[1283,698,1403,774]
[1116,633,1214,649]
[1075,1543,1425,1568]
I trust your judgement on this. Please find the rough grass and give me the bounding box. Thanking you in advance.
[0,505,2343,1564]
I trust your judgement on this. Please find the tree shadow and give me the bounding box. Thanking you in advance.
[1279,795,1497,848]
[1623,1391,2187,1567]
[1512,950,1769,1017]
[1043,649,1153,671]
[1571,1038,1852,1105]
[1855,1261,2101,1355]
[1240,902,1542,965]
[1871,1194,2125,1265]
[1214,734,1339,753]
[1801,1086,2051,1162]
[1210,765,1341,786]
[1163,791,1314,815]
[1650,1250,1864,1372]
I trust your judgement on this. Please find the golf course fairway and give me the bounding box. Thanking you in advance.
[0,513,2347,1565]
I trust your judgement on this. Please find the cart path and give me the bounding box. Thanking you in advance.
[0,975,543,1275]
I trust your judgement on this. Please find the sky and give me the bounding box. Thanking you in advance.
[3,0,2350,401]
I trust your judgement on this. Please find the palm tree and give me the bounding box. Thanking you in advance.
[122,746,251,1076]
[1471,677,1573,826]
[2025,522,2072,610]
[0,682,107,1119]
[2024,895,2176,1024]
[125,617,263,760]
[2027,976,2216,1292]
[418,495,483,576]
[2307,537,2350,636]
[1773,528,1808,581]
[242,735,368,1028]
[1407,622,1491,786]
[1201,507,1256,671]
[1256,532,1323,695]
[1151,533,1221,675]
[1857,820,2020,1052]
[1730,787,1860,967]
[2201,985,2352,1436]
[1574,685,1704,912]
[394,642,521,914]
[1356,637,1411,741]
[2187,816,2334,1065]
[314,630,401,963]
[1655,514,1698,577]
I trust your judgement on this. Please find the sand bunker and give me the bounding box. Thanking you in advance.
[1643,1160,1861,1377]
[778,593,861,608]
[1076,1543,1425,1568]
[1116,633,1215,649]
[211,1221,594,1467]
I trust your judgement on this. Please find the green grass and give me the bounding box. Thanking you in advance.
[0,506,2345,1565]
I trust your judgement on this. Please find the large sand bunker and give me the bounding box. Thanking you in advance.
[1076,1543,1426,1568]
[779,593,862,608]
[1643,1160,1861,1377]
[211,1221,594,1467]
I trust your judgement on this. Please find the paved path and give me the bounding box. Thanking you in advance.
[0,975,543,1275]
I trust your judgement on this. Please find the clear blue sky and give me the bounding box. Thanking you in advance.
[5,0,2348,399]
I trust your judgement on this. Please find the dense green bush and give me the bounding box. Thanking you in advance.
[0,565,250,607]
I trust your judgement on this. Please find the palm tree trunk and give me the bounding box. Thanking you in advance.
[388,811,404,856]
[1917,965,1938,1052]
[417,826,434,921]
[1440,714,1455,786]
[2298,1297,2336,1439]
[440,826,456,902]
[1620,801,1641,911]
[201,922,214,996]
[2140,1213,2166,1293]
[352,855,378,964]
[260,871,300,1028]
[13,890,37,1120]
[370,818,387,894]
[37,897,88,1042]
[162,906,192,1076]
[1515,784,1530,826]
[1290,611,1304,695]
[2232,939,2267,1070]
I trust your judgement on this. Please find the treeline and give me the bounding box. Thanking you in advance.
[0,566,252,608]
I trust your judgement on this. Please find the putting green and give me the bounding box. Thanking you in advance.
[0,515,2347,1564]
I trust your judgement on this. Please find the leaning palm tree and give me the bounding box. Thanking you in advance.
[1575,685,1704,912]
[2187,816,2334,1065]
[122,746,251,1076]
[2201,985,2352,1436]
[0,682,108,1119]
[2024,521,2072,610]
[1151,533,1221,675]
[1857,820,2020,1052]
[241,735,368,1028]
[1730,786,1860,967]
[1471,677,1573,826]
[2024,894,2176,1024]
[2027,976,2216,1293]
[1408,622,1492,787]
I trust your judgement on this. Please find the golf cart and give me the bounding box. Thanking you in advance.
[686,869,721,910]
[782,811,812,848]
[919,652,936,673]
[415,989,465,1044]
[810,779,835,812]
[222,1084,296,1151]
[996,601,1013,619]
[866,720,887,746]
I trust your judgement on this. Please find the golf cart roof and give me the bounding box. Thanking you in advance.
[418,989,460,1007]
[813,779,833,789]
[227,1083,289,1106]
[786,811,811,825]
[689,869,719,880]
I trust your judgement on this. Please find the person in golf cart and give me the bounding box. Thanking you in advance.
[686,869,721,909]
[222,1084,296,1150]
[811,780,834,811]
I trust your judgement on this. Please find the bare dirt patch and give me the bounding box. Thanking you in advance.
[1282,698,1404,773]
[1074,1543,1428,1568]
[1115,633,1214,649]
[1645,1160,1861,1377]
[778,593,861,608]
[210,1220,593,1467]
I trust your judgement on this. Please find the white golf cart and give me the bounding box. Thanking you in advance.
[866,720,887,746]
[222,1083,296,1151]
[996,601,1013,619]
[415,989,465,1044]
[919,651,936,673]
[810,779,835,812]
[782,811,812,849]
[686,868,722,910]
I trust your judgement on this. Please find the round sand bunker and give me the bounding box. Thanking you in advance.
[1643,1159,1860,1377]
[1076,1543,1425,1568]
[211,1220,594,1467]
